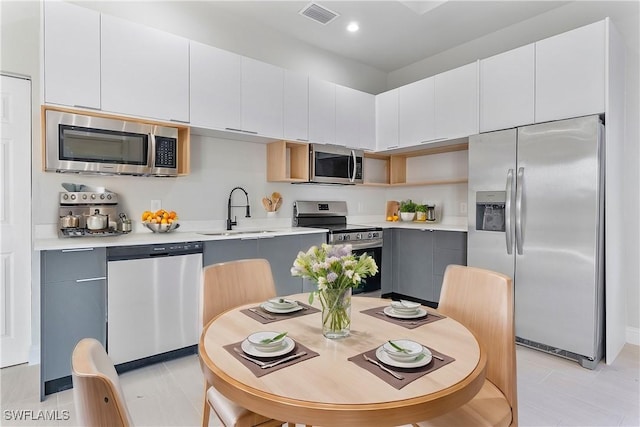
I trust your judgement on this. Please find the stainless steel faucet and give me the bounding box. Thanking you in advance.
[227,186,251,230]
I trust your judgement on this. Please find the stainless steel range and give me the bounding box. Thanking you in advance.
[293,200,382,293]
[58,190,122,237]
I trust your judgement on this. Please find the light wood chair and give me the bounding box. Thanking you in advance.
[71,338,134,427]
[201,258,285,427]
[413,264,518,427]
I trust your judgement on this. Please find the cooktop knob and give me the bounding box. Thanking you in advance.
[62,194,69,200]
[91,194,96,199]
[70,194,76,200]
[100,194,105,200]
[82,194,88,200]
[356,233,362,240]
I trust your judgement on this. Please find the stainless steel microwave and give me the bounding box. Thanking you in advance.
[45,110,179,177]
[309,144,364,184]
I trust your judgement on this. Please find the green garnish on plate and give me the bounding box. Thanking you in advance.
[388,340,409,353]
[260,331,287,344]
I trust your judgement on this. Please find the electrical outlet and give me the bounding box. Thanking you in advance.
[151,200,162,211]
[460,202,467,214]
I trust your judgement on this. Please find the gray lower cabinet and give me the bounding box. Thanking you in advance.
[381,229,394,295]
[41,247,107,398]
[204,233,325,296]
[391,229,467,303]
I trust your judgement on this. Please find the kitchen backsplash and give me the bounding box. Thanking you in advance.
[33,135,468,231]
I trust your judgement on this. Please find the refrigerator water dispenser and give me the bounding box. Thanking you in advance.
[475,191,506,231]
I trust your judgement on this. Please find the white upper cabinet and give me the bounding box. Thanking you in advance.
[335,84,361,147]
[284,71,309,142]
[535,20,606,123]
[359,91,376,151]
[241,57,284,138]
[434,61,479,140]
[480,44,535,132]
[309,78,336,145]
[44,1,100,109]
[101,14,190,122]
[335,86,376,150]
[398,77,435,147]
[376,89,399,150]
[190,41,241,130]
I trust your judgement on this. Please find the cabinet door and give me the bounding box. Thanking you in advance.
[203,239,258,267]
[101,14,189,122]
[335,84,361,148]
[480,44,535,132]
[375,89,399,150]
[242,57,284,138]
[258,235,304,296]
[393,229,434,301]
[190,41,242,130]
[535,20,606,123]
[433,231,467,302]
[399,77,435,148]
[42,248,106,283]
[435,62,478,140]
[42,278,106,382]
[44,1,100,109]
[381,229,394,295]
[309,78,336,145]
[358,91,376,151]
[284,71,309,142]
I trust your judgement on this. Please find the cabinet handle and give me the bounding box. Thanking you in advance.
[257,235,275,239]
[169,118,190,124]
[62,248,94,253]
[386,145,399,149]
[225,127,243,132]
[420,138,447,144]
[296,138,309,142]
[73,104,101,111]
[76,276,106,283]
[241,130,259,135]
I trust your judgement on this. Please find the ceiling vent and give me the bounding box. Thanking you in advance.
[299,2,340,25]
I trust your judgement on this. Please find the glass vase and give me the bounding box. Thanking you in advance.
[319,287,352,339]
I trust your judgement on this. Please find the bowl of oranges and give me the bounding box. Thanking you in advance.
[141,209,179,233]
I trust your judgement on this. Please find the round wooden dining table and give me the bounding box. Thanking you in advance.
[199,293,486,426]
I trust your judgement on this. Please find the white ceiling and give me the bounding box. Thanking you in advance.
[203,1,571,72]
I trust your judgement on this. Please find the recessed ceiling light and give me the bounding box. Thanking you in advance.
[347,21,359,32]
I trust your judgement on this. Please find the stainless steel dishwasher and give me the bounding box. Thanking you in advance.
[106,242,203,366]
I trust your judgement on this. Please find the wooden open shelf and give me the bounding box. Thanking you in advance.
[266,140,310,182]
[363,142,468,187]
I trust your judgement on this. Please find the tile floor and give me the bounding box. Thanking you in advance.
[1,343,638,426]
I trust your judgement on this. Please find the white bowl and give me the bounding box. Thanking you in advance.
[390,300,420,314]
[247,331,288,352]
[382,339,424,362]
[267,298,298,310]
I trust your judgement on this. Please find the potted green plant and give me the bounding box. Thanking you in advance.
[415,204,427,221]
[399,200,417,221]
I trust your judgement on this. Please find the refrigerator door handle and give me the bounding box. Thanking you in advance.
[515,167,524,255]
[505,169,514,254]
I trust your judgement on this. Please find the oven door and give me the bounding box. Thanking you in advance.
[310,144,364,184]
[349,240,382,294]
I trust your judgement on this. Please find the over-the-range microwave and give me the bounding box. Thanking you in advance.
[45,110,179,177]
[309,144,364,185]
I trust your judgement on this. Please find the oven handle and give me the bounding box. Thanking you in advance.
[343,239,383,250]
[349,150,356,183]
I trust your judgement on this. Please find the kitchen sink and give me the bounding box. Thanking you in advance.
[198,230,276,236]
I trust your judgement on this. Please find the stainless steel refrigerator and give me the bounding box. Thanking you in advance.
[467,115,604,369]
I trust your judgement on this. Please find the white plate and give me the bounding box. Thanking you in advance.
[261,302,304,314]
[375,345,432,368]
[241,336,295,358]
[383,306,428,319]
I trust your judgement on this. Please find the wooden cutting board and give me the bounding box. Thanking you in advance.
[385,201,400,220]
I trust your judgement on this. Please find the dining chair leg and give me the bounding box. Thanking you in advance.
[202,383,211,427]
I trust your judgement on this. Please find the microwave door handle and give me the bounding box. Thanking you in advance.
[148,133,155,174]
[350,150,356,183]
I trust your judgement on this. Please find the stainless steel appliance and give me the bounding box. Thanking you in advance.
[106,242,203,367]
[45,110,179,176]
[467,115,604,369]
[309,144,364,184]
[58,190,122,237]
[293,200,382,293]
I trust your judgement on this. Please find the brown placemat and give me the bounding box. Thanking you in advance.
[360,306,445,329]
[241,301,319,324]
[348,345,455,389]
[223,340,319,377]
